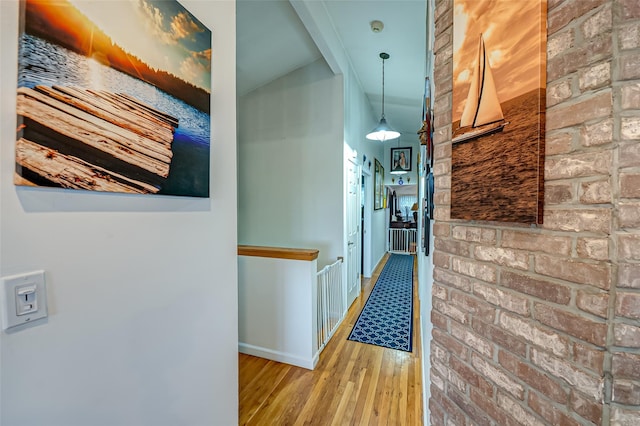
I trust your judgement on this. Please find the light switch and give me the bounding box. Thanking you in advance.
[16,284,38,315]
[2,271,47,330]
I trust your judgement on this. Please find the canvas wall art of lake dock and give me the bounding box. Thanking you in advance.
[16,85,178,194]
[16,0,212,197]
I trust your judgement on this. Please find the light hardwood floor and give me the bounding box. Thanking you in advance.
[239,254,423,425]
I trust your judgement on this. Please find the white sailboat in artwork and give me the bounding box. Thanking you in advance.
[453,34,508,144]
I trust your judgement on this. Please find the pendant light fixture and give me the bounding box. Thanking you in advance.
[366,52,401,142]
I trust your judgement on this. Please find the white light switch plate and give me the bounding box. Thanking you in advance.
[2,271,47,330]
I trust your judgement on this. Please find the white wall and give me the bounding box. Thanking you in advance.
[0,1,238,425]
[238,59,344,268]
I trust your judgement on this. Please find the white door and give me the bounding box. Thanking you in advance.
[346,158,361,307]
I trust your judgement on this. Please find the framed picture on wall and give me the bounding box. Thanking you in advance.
[374,158,384,210]
[16,0,212,198]
[450,0,546,224]
[390,147,412,173]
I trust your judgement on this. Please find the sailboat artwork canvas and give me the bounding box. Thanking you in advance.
[15,0,212,197]
[451,0,546,224]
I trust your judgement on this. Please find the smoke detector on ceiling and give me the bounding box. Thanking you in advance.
[370,20,384,33]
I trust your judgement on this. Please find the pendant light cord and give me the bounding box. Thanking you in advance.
[379,52,390,119]
[381,54,386,118]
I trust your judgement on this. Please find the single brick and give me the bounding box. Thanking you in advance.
[620,23,640,50]
[621,83,640,109]
[431,310,448,330]
[452,257,497,283]
[545,131,573,155]
[433,283,447,300]
[474,246,529,270]
[621,0,640,19]
[434,268,471,291]
[534,302,607,346]
[581,3,612,39]
[578,61,610,91]
[573,341,606,375]
[434,298,468,324]
[620,52,640,80]
[433,222,451,237]
[499,312,569,357]
[616,292,640,320]
[570,390,603,424]
[435,238,470,257]
[580,179,611,204]
[501,270,572,305]
[620,174,640,201]
[548,30,574,59]
[620,203,640,228]
[581,118,613,146]
[612,379,640,405]
[501,230,572,255]
[612,352,640,380]
[622,116,640,140]
[545,182,574,204]
[620,141,640,168]
[433,252,450,269]
[610,406,640,426]
[619,234,640,261]
[535,254,611,289]
[614,322,640,348]
[576,237,609,260]
[547,79,572,107]
[619,263,640,288]
[543,208,611,234]
[473,282,530,315]
[434,191,450,206]
[546,91,611,131]
[576,290,609,318]
[545,150,611,179]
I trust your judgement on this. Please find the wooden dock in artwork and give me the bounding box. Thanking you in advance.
[15,85,178,194]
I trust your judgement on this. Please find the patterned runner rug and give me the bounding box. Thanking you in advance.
[348,254,414,352]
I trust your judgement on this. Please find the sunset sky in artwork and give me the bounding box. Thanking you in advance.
[452,0,546,121]
[69,0,211,92]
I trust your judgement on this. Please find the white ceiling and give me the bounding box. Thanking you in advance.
[237,0,428,138]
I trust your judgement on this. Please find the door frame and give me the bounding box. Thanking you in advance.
[345,154,361,309]
[361,167,372,277]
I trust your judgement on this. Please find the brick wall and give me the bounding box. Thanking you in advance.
[429,1,640,425]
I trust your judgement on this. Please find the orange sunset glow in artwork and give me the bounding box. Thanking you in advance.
[453,0,546,122]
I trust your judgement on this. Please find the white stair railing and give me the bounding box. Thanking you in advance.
[316,258,344,353]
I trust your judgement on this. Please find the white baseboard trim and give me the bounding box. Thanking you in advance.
[239,342,317,370]
[420,313,431,425]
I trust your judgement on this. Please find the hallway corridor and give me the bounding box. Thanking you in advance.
[239,254,423,425]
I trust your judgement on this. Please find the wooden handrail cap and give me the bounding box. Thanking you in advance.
[238,245,319,261]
